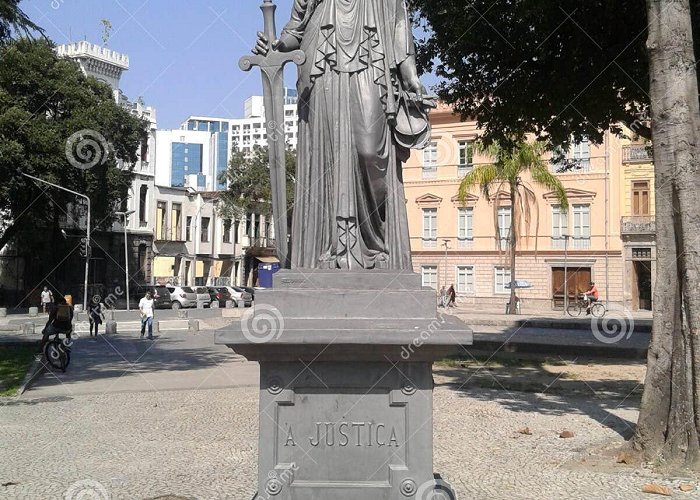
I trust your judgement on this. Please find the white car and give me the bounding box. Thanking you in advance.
[224,286,253,307]
[166,286,197,309]
[194,287,212,307]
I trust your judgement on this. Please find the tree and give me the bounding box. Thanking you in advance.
[410,0,700,469]
[0,0,43,43]
[0,38,146,254]
[218,145,296,223]
[458,141,568,314]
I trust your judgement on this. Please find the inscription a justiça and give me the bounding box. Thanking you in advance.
[285,422,400,448]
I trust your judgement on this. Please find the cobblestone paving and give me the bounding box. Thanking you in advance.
[0,383,696,499]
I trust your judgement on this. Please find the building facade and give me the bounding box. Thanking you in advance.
[404,105,643,311]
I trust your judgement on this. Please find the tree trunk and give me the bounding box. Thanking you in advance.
[508,185,517,314]
[633,0,700,470]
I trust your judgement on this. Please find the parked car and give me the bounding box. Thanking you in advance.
[166,286,197,309]
[124,285,171,310]
[207,287,231,308]
[224,286,253,307]
[149,286,172,309]
[194,287,212,308]
[241,286,256,301]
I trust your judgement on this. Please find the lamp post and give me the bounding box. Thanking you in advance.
[115,210,135,311]
[563,233,569,314]
[21,172,91,310]
[441,239,450,304]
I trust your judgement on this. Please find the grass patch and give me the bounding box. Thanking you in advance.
[0,343,38,396]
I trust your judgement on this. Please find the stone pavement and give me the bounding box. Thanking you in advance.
[2,383,693,499]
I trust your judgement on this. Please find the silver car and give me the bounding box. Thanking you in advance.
[194,287,212,307]
[166,286,197,309]
[224,286,253,307]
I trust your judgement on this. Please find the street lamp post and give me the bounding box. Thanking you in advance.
[563,233,569,314]
[441,239,450,305]
[21,172,91,310]
[115,210,135,311]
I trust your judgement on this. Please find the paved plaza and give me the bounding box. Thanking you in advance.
[0,328,695,499]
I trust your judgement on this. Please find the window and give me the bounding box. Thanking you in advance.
[572,204,591,249]
[139,185,148,224]
[422,208,437,247]
[156,201,167,240]
[185,216,192,242]
[456,266,475,294]
[551,205,568,249]
[494,267,512,294]
[201,217,210,242]
[171,203,182,241]
[223,219,232,243]
[572,138,591,171]
[497,207,512,246]
[422,141,438,179]
[632,181,650,215]
[421,266,438,289]
[458,141,474,176]
[457,207,473,248]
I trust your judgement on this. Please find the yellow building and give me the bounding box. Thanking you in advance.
[618,138,655,310]
[404,105,646,311]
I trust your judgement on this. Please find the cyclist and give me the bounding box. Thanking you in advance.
[583,281,599,315]
[41,296,73,349]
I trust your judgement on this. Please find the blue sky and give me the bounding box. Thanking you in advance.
[23,0,300,128]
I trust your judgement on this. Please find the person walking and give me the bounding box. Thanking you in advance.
[447,284,456,308]
[40,286,54,314]
[87,301,102,337]
[138,290,155,340]
[439,286,447,308]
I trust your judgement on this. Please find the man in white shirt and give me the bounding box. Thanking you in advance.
[40,286,54,314]
[138,291,155,339]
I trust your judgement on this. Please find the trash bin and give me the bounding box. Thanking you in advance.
[257,262,280,288]
[65,294,73,306]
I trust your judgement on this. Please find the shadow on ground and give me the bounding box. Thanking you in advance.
[435,356,644,439]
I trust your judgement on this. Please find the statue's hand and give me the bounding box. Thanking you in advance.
[252,32,270,56]
[252,32,297,55]
[405,77,427,99]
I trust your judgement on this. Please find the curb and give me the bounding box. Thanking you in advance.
[466,318,652,333]
[467,339,648,359]
[17,354,47,395]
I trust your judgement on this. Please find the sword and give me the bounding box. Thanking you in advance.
[239,0,305,269]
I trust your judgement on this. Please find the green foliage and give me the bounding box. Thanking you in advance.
[407,0,685,148]
[218,145,296,220]
[0,38,146,250]
[0,0,43,43]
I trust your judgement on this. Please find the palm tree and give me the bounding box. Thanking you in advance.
[458,140,569,314]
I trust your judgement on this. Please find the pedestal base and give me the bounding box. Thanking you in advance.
[216,270,471,499]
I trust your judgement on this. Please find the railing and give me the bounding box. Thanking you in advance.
[245,236,275,248]
[154,225,184,242]
[622,145,652,163]
[621,216,656,235]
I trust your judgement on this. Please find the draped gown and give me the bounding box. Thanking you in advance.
[284,0,422,270]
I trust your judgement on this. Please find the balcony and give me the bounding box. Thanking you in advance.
[622,145,652,163]
[154,225,184,242]
[621,216,656,235]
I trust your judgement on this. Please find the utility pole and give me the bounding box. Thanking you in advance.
[22,172,91,311]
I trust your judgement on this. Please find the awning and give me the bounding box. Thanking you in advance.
[153,241,188,257]
[257,256,280,263]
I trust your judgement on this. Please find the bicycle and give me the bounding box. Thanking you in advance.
[43,330,72,372]
[566,293,606,318]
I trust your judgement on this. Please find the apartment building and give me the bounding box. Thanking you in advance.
[405,105,635,311]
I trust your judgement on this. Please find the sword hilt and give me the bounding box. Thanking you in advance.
[261,0,277,44]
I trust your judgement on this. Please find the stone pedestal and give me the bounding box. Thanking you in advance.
[28,307,38,317]
[216,269,472,499]
[0,308,7,318]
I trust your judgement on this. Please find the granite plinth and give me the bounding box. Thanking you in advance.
[216,270,471,499]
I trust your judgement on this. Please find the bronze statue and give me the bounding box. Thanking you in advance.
[253,0,434,270]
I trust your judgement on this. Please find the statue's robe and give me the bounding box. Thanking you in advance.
[284,0,417,269]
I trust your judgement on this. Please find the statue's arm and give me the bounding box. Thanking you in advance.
[277,0,314,52]
[394,1,424,96]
